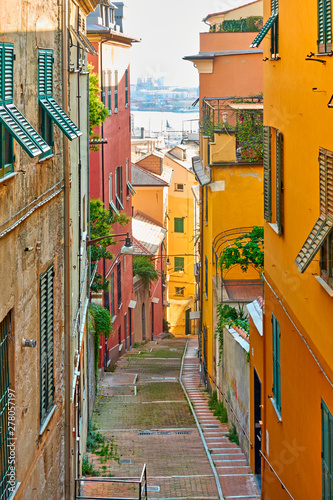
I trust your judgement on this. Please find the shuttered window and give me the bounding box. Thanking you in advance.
[0,313,13,500]
[251,0,279,53]
[318,0,332,53]
[40,265,55,427]
[116,165,123,209]
[263,126,284,234]
[205,255,208,298]
[38,49,82,141]
[295,148,333,273]
[174,257,184,272]
[322,399,333,499]
[110,273,115,318]
[272,314,281,414]
[126,158,136,196]
[174,217,184,233]
[114,70,118,112]
[117,261,122,308]
[125,69,128,108]
[101,70,106,106]
[0,43,50,166]
[108,70,112,114]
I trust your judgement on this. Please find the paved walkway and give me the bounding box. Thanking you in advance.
[81,336,260,500]
[182,338,260,500]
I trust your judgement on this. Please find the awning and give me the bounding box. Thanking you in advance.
[0,104,50,158]
[39,97,82,140]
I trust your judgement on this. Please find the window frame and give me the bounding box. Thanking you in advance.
[322,399,333,499]
[174,217,184,233]
[117,260,122,308]
[263,126,284,235]
[318,0,332,54]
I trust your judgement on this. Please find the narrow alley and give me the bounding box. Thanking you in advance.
[80,337,260,500]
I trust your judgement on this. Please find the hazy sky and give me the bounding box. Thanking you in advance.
[124,0,249,88]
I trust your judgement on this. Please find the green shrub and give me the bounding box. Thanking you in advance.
[217,16,263,33]
[226,424,239,445]
[133,256,159,285]
[89,303,113,373]
[82,455,100,476]
[86,428,105,452]
[208,390,228,424]
[163,318,171,333]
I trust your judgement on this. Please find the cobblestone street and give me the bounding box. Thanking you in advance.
[81,336,259,500]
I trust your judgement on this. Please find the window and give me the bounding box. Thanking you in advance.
[320,233,333,287]
[322,399,333,499]
[114,70,118,112]
[295,148,333,273]
[174,217,184,233]
[110,273,115,318]
[126,158,136,197]
[125,68,128,108]
[40,264,55,427]
[109,172,119,214]
[174,257,184,272]
[251,0,279,58]
[0,313,13,499]
[0,43,50,171]
[101,70,106,106]
[115,165,124,209]
[175,183,184,191]
[318,0,332,53]
[117,261,122,308]
[272,314,281,414]
[205,255,208,298]
[175,287,185,296]
[108,70,112,114]
[118,326,121,345]
[263,126,284,234]
[38,49,82,141]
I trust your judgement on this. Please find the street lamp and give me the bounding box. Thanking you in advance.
[86,232,134,255]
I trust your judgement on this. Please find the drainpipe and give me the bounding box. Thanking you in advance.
[62,0,72,497]
[199,182,204,382]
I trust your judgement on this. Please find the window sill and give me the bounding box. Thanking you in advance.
[8,482,21,500]
[39,405,57,436]
[38,153,54,163]
[118,302,122,310]
[269,397,282,422]
[0,172,18,184]
[269,222,281,235]
[315,276,333,297]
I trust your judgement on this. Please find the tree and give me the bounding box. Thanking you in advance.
[88,63,109,150]
[90,198,129,292]
[132,256,159,286]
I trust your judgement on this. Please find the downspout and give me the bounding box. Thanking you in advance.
[62,0,72,497]
[199,182,204,382]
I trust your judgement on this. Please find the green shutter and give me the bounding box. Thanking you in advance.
[318,0,332,51]
[276,130,283,235]
[250,13,278,48]
[0,104,50,157]
[108,70,112,113]
[295,216,333,273]
[40,97,82,140]
[38,49,53,98]
[322,399,333,499]
[319,0,325,45]
[263,126,272,222]
[3,44,14,104]
[327,0,333,47]
[174,257,184,272]
[127,180,136,195]
[271,0,278,14]
[272,314,281,413]
[174,218,184,233]
[319,148,333,221]
[40,265,54,425]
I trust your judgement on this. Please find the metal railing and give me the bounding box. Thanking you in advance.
[75,464,148,500]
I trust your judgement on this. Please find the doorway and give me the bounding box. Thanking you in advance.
[185,309,191,335]
[254,369,262,485]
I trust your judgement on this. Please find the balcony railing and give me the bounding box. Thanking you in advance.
[201,96,263,163]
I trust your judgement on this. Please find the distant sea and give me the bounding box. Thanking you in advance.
[132,110,199,135]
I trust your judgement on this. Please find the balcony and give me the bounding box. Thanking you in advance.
[201,96,263,164]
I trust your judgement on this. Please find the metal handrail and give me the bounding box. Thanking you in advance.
[75,464,148,500]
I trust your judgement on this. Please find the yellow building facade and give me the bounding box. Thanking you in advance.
[248,0,333,497]
[163,146,198,335]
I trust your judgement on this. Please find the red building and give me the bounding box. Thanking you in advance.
[87,3,139,367]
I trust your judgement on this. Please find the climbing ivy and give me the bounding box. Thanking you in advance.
[88,63,109,150]
[212,16,263,33]
[89,302,112,373]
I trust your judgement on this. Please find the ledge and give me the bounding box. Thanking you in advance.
[316,275,333,297]
[39,405,57,436]
[0,172,18,185]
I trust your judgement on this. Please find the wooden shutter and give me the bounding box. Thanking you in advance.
[272,314,281,413]
[40,264,54,424]
[276,130,283,234]
[322,400,333,499]
[326,0,333,48]
[319,148,333,221]
[319,0,325,46]
[263,126,272,222]
[174,218,184,233]
[175,257,184,272]
[0,43,14,104]
[38,49,53,98]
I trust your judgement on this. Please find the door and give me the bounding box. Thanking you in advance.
[151,303,154,340]
[128,307,132,349]
[254,369,262,479]
[185,309,191,335]
[142,303,146,340]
